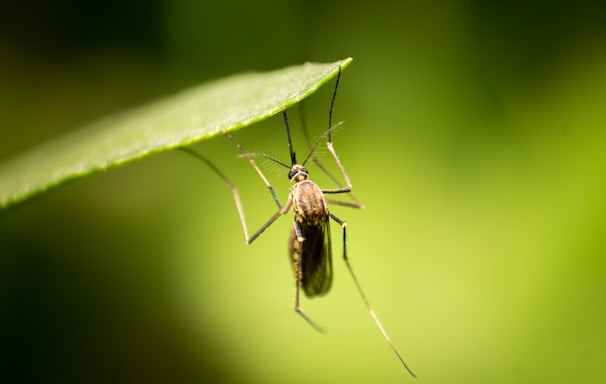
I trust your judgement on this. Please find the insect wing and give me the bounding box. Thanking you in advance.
[289,219,333,297]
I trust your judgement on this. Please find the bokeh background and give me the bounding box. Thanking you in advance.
[2,1,606,383]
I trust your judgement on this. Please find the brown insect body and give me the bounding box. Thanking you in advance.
[289,171,333,298]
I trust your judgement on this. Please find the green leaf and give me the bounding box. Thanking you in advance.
[0,58,352,209]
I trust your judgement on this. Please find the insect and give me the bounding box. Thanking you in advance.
[181,67,416,378]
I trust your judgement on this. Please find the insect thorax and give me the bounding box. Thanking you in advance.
[292,180,329,225]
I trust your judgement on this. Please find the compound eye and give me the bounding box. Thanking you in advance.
[288,170,296,180]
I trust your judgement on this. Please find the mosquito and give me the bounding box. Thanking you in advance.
[181,67,416,378]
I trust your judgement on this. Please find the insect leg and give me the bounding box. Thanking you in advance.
[223,131,282,209]
[320,139,355,195]
[299,110,363,208]
[329,211,417,378]
[179,147,290,244]
[178,147,252,239]
[291,220,325,333]
[323,198,361,209]
[319,67,359,199]
[246,197,292,244]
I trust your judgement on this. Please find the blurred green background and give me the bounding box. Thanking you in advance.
[2,1,606,383]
